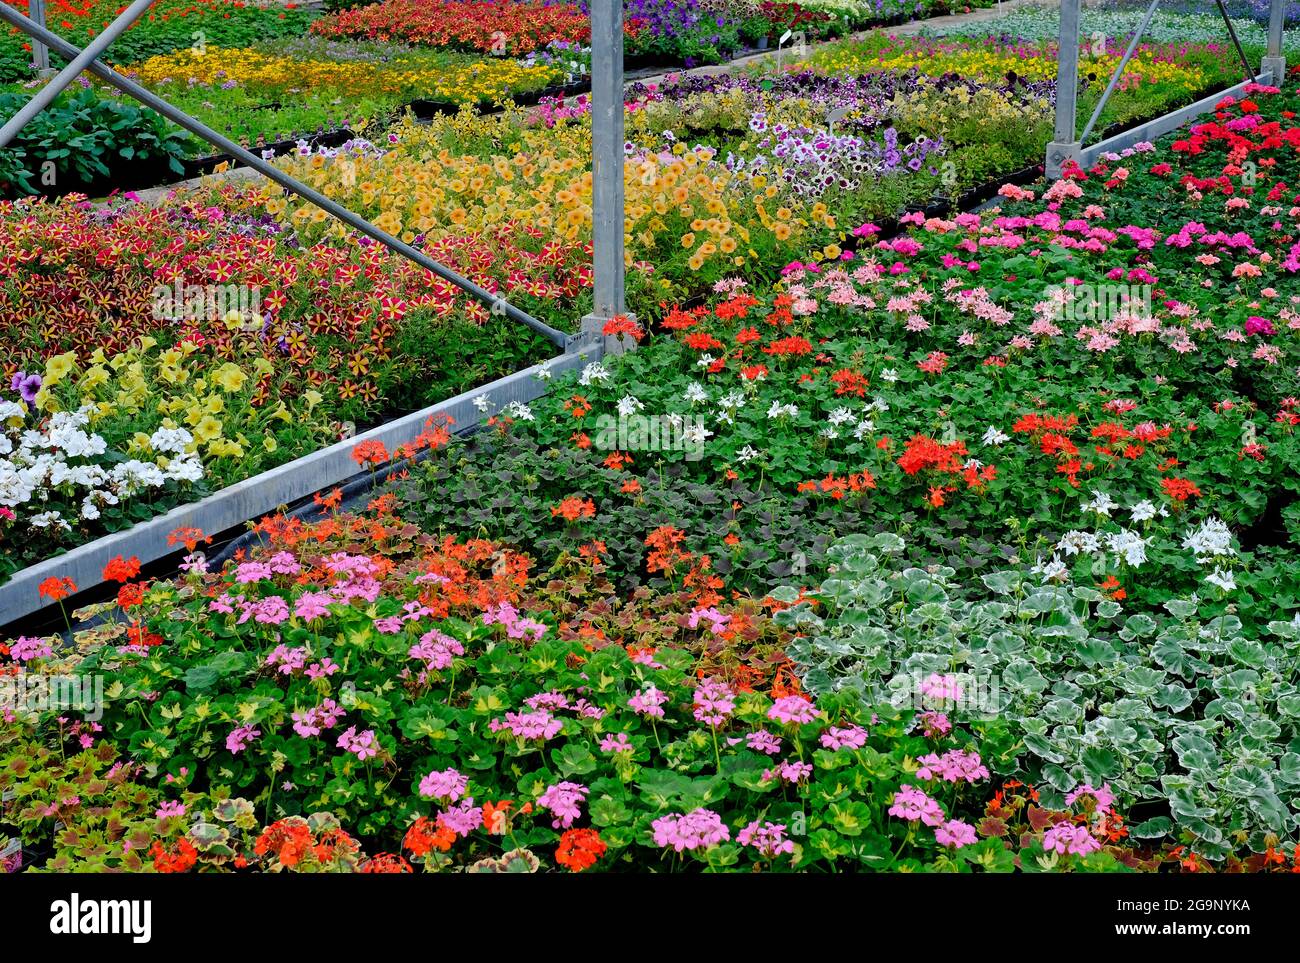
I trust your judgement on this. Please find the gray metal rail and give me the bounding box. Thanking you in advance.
[0,1,642,624]
[0,350,599,626]
[1047,0,1291,177]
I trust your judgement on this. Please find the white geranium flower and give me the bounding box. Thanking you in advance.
[1128,499,1160,523]
[1056,530,1099,556]
[1081,490,1117,517]
[1032,554,1069,581]
[1182,517,1235,563]
[1103,529,1149,568]
[684,382,709,405]
[165,456,205,484]
[502,401,535,422]
[29,510,71,532]
[682,422,713,445]
[1204,568,1236,592]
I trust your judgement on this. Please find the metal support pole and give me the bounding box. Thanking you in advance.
[581,0,634,356]
[1262,0,1287,84]
[0,0,155,150]
[0,3,571,351]
[1212,0,1258,82]
[1077,0,1160,147]
[1046,0,1081,178]
[27,0,52,76]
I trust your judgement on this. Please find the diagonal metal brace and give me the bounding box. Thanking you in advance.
[1212,0,1258,84]
[0,3,572,351]
[1078,0,1160,147]
[0,0,153,149]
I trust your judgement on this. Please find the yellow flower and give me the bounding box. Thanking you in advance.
[79,365,110,392]
[193,415,223,444]
[44,352,77,386]
[211,363,248,394]
[262,435,278,454]
[208,438,244,458]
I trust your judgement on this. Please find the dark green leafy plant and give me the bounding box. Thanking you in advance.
[0,87,191,196]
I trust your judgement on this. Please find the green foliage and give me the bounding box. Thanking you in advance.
[0,87,190,196]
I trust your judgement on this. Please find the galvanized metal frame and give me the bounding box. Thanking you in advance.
[0,1,636,624]
[28,0,50,74]
[582,0,635,356]
[1047,0,1291,177]
[0,3,575,350]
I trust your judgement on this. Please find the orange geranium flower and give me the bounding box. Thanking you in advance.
[551,497,596,522]
[38,576,77,601]
[555,828,607,872]
[102,555,142,583]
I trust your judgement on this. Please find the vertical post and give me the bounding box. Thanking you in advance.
[28,0,52,76]
[581,0,633,356]
[1262,0,1286,84]
[0,0,156,149]
[1046,0,1081,179]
